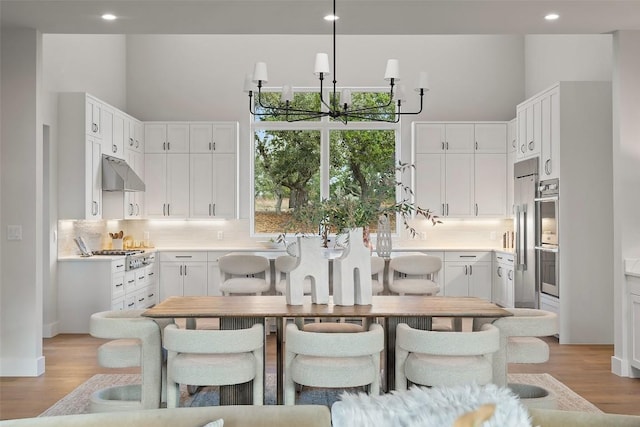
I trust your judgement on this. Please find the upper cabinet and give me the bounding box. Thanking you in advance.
[145,122,190,153]
[516,97,542,160]
[190,122,237,154]
[412,122,507,218]
[539,87,560,180]
[59,93,107,219]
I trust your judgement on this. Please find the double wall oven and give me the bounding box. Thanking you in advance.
[535,179,559,298]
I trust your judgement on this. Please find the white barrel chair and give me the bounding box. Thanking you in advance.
[388,254,441,295]
[218,254,271,295]
[395,323,500,390]
[89,310,165,412]
[284,323,384,405]
[163,323,264,407]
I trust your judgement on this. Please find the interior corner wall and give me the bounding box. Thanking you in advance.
[1,27,45,376]
[524,34,613,97]
[611,30,640,377]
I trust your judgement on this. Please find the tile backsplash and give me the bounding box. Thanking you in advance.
[58,217,514,256]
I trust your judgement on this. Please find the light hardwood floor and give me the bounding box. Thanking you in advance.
[1,334,639,420]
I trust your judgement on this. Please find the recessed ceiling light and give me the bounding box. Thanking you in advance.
[545,13,560,21]
[101,13,117,21]
[324,14,339,21]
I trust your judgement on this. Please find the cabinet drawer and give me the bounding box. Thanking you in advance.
[445,251,491,262]
[135,269,147,287]
[111,297,125,311]
[160,251,207,262]
[146,283,159,306]
[111,258,126,274]
[125,295,137,310]
[111,273,125,299]
[124,271,137,293]
[494,252,515,264]
[146,264,158,282]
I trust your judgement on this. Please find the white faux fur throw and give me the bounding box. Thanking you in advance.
[331,383,532,427]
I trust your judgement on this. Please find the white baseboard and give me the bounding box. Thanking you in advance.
[0,356,45,376]
[611,355,640,378]
[43,320,59,338]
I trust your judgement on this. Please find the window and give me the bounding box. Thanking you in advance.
[251,89,400,235]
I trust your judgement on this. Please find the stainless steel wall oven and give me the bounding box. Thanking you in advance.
[535,179,559,298]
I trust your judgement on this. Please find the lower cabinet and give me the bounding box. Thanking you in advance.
[159,252,208,300]
[443,252,492,300]
[492,252,514,308]
[628,277,640,370]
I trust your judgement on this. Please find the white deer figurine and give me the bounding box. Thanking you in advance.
[333,228,373,306]
[286,236,329,305]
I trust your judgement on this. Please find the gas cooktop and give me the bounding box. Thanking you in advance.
[92,249,145,256]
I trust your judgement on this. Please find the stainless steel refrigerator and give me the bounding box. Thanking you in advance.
[513,157,538,308]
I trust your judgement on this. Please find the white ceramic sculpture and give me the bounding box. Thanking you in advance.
[333,228,373,306]
[286,236,329,305]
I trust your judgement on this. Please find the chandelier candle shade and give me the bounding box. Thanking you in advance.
[244,0,429,123]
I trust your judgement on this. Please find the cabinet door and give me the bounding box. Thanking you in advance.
[144,154,168,218]
[182,262,208,296]
[474,153,506,217]
[632,293,640,368]
[445,154,474,217]
[159,263,184,300]
[166,154,190,218]
[102,107,119,158]
[145,124,167,153]
[212,153,236,218]
[505,267,515,308]
[86,97,102,137]
[444,263,469,296]
[189,153,214,218]
[212,123,238,153]
[125,150,145,218]
[506,150,515,217]
[540,88,560,180]
[468,262,492,301]
[507,118,517,153]
[113,113,126,158]
[134,120,144,152]
[475,123,507,153]
[445,124,474,153]
[415,154,445,217]
[529,100,542,156]
[167,124,190,153]
[516,108,527,160]
[87,137,102,218]
[492,263,505,307]
[414,123,445,154]
[190,123,213,154]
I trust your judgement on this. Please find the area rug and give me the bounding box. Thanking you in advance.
[39,373,601,417]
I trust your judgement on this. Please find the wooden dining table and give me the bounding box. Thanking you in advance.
[143,295,511,404]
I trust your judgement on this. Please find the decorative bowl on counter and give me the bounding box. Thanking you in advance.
[258,241,281,249]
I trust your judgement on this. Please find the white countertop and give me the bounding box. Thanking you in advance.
[624,258,640,277]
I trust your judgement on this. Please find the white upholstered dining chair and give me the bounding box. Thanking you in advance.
[284,322,384,405]
[388,254,441,295]
[163,323,264,407]
[218,254,271,295]
[395,322,500,390]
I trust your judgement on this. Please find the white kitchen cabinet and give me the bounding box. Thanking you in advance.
[516,97,542,160]
[145,122,190,153]
[507,118,518,153]
[85,95,103,138]
[443,252,492,300]
[159,252,208,300]
[632,293,640,370]
[190,153,236,218]
[127,118,144,152]
[100,106,119,159]
[539,86,560,180]
[413,121,508,219]
[506,118,516,217]
[58,257,127,333]
[144,153,190,218]
[445,154,475,217]
[493,252,514,308]
[190,122,238,154]
[125,149,145,219]
[474,123,507,153]
[474,154,506,217]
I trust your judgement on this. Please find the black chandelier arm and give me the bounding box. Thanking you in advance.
[254,85,325,115]
[338,81,395,115]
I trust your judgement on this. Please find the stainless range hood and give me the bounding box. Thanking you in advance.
[102,155,145,192]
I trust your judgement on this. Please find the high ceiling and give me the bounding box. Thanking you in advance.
[2,0,640,35]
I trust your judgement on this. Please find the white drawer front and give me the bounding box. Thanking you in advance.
[111,273,125,299]
[160,251,208,262]
[111,258,126,274]
[445,251,491,262]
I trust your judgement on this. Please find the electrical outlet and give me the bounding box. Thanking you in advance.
[7,225,22,241]
[420,231,427,240]
[217,231,224,240]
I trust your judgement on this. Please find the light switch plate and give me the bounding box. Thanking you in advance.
[7,225,22,241]
[217,231,224,240]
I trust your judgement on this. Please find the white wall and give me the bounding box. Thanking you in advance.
[611,30,640,377]
[524,34,613,97]
[1,28,45,376]
[43,34,127,110]
[125,34,525,218]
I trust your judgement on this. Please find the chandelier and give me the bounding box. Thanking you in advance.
[243,0,429,124]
